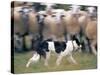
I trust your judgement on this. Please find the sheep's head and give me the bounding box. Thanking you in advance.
[51,9,65,23]
[37,11,47,23]
[69,5,81,14]
[86,7,96,17]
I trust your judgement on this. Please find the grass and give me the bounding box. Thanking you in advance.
[14,51,97,74]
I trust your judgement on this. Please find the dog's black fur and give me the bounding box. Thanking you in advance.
[32,37,67,58]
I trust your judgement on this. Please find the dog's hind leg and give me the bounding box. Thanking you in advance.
[56,53,64,66]
[67,54,77,64]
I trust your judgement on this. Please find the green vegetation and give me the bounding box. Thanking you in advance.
[14,51,97,74]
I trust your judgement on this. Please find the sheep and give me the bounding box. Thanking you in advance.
[86,7,97,18]
[13,6,40,51]
[13,6,26,35]
[36,8,66,41]
[43,9,66,41]
[85,19,97,55]
[61,5,81,43]
[62,12,80,36]
[77,10,91,52]
[78,6,97,55]
[85,7,97,55]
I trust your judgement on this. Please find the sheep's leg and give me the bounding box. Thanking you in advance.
[90,41,97,56]
[44,52,50,66]
[80,27,90,52]
[82,36,90,52]
[67,54,77,64]
[76,34,81,43]
[14,35,23,52]
[22,36,27,51]
[67,34,71,40]
[91,45,97,56]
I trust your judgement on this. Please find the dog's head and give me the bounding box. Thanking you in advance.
[73,40,82,52]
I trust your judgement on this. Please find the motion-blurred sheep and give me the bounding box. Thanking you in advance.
[62,5,81,42]
[43,9,66,41]
[85,18,97,55]
[13,5,39,51]
[78,6,97,55]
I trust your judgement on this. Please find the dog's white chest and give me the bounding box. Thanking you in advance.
[48,42,55,51]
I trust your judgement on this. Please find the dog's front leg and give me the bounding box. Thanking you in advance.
[44,52,50,66]
[26,57,33,68]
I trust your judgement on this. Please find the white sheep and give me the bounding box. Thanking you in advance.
[62,5,81,41]
[78,6,97,55]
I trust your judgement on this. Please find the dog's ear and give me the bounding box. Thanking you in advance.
[72,36,80,46]
[75,39,80,46]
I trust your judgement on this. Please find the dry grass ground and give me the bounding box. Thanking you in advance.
[14,51,97,74]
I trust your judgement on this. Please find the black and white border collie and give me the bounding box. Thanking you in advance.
[26,39,82,67]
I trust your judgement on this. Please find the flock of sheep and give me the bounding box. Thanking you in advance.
[12,2,97,56]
